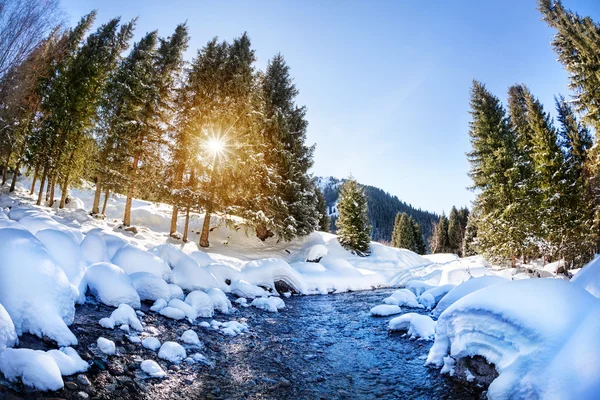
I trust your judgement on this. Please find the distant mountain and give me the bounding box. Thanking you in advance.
[316,176,439,246]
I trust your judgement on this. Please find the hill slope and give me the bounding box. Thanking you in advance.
[316,177,439,245]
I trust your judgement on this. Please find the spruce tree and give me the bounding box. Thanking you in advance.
[392,212,416,251]
[411,217,427,255]
[462,211,479,257]
[447,206,461,254]
[315,187,330,232]
[431,214,450,253]
[336,177,371,256]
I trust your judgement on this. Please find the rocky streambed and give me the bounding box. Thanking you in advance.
[0,290,485,400]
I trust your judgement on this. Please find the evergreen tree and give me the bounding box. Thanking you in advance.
[336,177,371,256]
[391,212,402,247]
[447,206,461,254]
[411,217,427,255]
[392,212,416,251]
[315,187,330,232]
[462,210,479,257]
[431,213,450,253]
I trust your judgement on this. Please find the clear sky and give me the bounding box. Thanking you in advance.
[60,0,600,215]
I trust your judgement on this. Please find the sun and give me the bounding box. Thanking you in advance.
[205,135,226,157]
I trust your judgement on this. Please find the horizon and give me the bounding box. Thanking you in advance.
[62,0,600,215]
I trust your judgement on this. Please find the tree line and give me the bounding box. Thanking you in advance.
[0,8,330,247]
[462,0,600,269]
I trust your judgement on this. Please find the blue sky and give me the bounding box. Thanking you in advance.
[61,0,600,214]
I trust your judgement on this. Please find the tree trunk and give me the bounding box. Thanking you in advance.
[45,172,52,202]
[183,206,190,243]
[30,164,39,195]
[256,224,274,241]
[101,187,109,215]
[48,174,57,207]
[9,159,21,192]
[123,154,139,226]
[511,255,516,268]
[1,152,10,186]
[59,174,70,208]
[92,176,102,214]
[199,209,211,248]
[36,170,47,206]
[170,205,179,236]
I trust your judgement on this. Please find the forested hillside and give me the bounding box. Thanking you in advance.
[317,176,439,244]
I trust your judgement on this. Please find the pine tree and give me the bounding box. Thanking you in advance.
[392,212,416,251]
[315,187,330,232]
[447,206,461,254]
[411,217,427,255]
[431,214,450,253]
[391,212,402,247]
[462,210,479,257]
[336,177,371,256]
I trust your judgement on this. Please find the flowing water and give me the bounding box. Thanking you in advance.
[0,289,484,400]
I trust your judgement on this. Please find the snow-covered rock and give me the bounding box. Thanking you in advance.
[97,337,116,355]
[168,284,185,301]
[229,279,268,299]
[159,307,186,320]
[306,244,328,262]
[220,321,249,336]
[98,304,143,331]
[168,299,197,321]
[388,313,436,340]
[382,289,423,308]
[150,298,167,312]
[418,284,456,310]
[141,359,166,378]
[46,347,89,375]
[80,233,108,265]
[0,348,64,391]
[168,257,220,291]
[251,297,285,313]
[142,337,161,351]
[204,263,241,292]
[404,280,436,296]
[0,228,77,346]
[112,244,170,279]
[427,279,600,399]
[180,329,200,345]
[0,303,17,349]
[241,258,305,294]
[207,288,232,314]
[369,304,402,316]
[184,291,214,318]
[158,341,186,363]
[189,250,215,267]
[130,272,171,302]
[85,262,141,309]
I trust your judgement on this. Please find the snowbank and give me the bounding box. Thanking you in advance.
[0,228,77,346]
[241,258,306,294]
[572,255,600,297]
[0,304,17,349]
[431,276,509,318]
[251,297,285,313]
[382,289,423,308]
[388,313,436,340]
[427,279,600,399]
[0,348,63,391]
[130,272,171,302]
[112,244,171,279]
[85,263,141,309]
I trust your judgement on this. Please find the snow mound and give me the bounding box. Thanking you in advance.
[141,359,166,378]
[0,303,17,349]
[168,299,197,321]
[251,297,285,313]
[85,262,141,309]
[382,289,423,308]
[207,288,232,314]
[229,279,267,299]
[130,272,171,302]
[432,276,509,318]
[180,329,200,345]
[389,313,436,340]
[168,284,184,301]
[418,284,456,310]
[189,250,215,267]
[0,348,63,391]
[46,347,89,375]
[112,244,171,279]
[160,307,185,320]
[404,280,436,296]
[370,304,402,316]
[158,341,186,363]
[241,258,306,294]
[184,291,214,318]
[572,255,600,297]
[0,228,76,346]
[427,279,600,399]
[142,337,161,351]
[220,321,249,336]
[80,233,108,265]
[168,256,220,291]
[150,298,167,312]
[99,304,143,331]
[204,263,241,292]
[97,337,116,355]
[306,244,328,261]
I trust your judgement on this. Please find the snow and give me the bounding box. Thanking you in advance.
[572,255,600,297]
[80,233,108,265]
[0,348,64,391]
[141,359,166,378]
[150,298,167,312]
[431,275,509,318]
[142,337,161,351]
[220,321,249,336]
[112,244,171,279]
[388,313,436,340]
[158,341,186,363]
[306,244,328,261]
[168,299,197,321]
[46,347,89,375]
[159,307,186,320]
[98,304,142,331]
[0,303,17,349]
[97,337,116,355]
[251,297,285,313]
[382,289,423,308]
[229,279,268,299]
[168,284,185,300]
[184,291,214,318]
[168,256,220,291]
[241,258,306,294]
[85,262,141,309]
[0,227,77,346]
[417,284,456,310]
[369,304,402,316]
[180,329,200,345]
[427,279,600,399]
[130,272,171,302]
[207,288,232,314]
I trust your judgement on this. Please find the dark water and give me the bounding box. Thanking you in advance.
[0,289,484,400]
